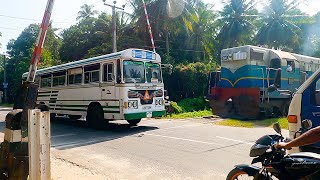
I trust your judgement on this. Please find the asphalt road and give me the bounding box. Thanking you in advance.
[0,108,288,179]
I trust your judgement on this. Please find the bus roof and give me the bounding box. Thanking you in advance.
[22,48,161,77]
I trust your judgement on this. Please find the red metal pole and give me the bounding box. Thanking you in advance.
[27,0,55,82]
[141,0,156,53]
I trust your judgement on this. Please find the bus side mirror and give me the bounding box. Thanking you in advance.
[302,119,312,130]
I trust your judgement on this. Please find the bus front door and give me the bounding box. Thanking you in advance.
[101,62,116,100]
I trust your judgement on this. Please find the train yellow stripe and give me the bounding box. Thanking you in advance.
[221,77,300,87]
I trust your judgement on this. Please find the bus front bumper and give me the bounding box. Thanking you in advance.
[124,110,166,120]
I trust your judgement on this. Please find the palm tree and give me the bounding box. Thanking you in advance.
[77,4,99,20]
[129,0,195,63]
[255,0,308,49]
[217,0,258,48]
[184,1,219,62]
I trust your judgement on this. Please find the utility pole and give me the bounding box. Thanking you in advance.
[102,0,125,53]
[3,54,7,103]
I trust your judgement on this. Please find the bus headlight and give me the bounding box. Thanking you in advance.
[128,100,138,109]
[155,99,163,106]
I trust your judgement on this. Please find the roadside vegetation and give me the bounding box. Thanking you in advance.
[215,117,288,129]
[164,97,213,118]
[0,103,13,108]
[165,110,212,119]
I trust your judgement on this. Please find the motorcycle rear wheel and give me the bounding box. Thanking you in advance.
[226,168,252,180]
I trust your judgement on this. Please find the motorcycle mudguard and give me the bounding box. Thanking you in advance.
[235,164,261,176]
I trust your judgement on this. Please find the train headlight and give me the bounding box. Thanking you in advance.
[128,100,138,109]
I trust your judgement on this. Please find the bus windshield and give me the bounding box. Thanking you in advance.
[123,60,145,83]
[146,62,162,83]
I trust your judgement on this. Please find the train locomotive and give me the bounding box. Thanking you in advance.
[207,45,320,119]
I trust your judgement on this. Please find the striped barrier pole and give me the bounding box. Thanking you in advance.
[27,0,55,82]
[141,0,156,53]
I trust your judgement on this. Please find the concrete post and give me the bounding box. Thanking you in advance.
[28,109,51,180]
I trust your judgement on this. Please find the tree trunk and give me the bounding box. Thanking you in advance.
[165,28,170,61]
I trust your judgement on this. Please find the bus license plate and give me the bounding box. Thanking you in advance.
[146,112,152,118]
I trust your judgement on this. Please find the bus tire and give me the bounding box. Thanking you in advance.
[86,103,105,129]
[69,115,82,120]
[127,119,141,126]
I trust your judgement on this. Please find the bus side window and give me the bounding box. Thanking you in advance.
[68,68,83,85]
[40,74,52,88]
[53,71,66,86]
[74,74,82,84]
[103,63,114,82]
[84,64,100,84]
[35,76,40,85]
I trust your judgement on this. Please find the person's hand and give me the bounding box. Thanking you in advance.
[275,142,289,149]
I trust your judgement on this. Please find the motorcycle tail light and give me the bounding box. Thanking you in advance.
[288,115,297,123]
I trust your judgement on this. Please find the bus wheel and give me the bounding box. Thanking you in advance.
[86,103,105,129]
[127,119,141,126]
[69,115,82,120]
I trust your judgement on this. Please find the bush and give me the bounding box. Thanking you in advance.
[163,61,217,101]
[178,97,210,112]
[170,102,183,114]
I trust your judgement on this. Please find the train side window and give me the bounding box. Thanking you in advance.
[287,61,295,72]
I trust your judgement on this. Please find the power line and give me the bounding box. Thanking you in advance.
[0,14,72,24]
[0,26,21,31]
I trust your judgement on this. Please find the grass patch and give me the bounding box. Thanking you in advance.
[165,110,213,119]
[216,117,288,129]
[0,103,13,107]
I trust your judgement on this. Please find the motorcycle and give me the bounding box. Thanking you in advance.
[226,120,320,180]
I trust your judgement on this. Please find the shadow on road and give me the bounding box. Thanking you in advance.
[50,117,158,150]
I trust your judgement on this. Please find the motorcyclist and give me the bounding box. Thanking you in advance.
[276,126,320,149]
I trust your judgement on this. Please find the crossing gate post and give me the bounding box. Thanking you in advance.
[28,109,51,180]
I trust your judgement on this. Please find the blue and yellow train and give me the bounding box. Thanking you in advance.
[207,45,320,119]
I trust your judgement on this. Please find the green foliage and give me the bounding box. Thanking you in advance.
[170,102,183,114]
[166,110,212,119]
[77,4,98,20]
[164,61,217,101]
[256,0,309,50]
[178,97,209,112]
[217,0,258,48]
[216,117,288,129]
[5,24,61,102]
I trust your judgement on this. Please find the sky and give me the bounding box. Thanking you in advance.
[0,0,319,54]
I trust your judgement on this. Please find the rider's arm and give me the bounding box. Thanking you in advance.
[280,126,320,149]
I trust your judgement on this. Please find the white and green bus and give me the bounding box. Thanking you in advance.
[22,49,166,128]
